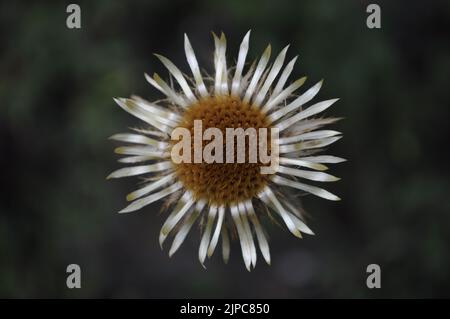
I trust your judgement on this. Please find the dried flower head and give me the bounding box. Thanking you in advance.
[108,31,345,270]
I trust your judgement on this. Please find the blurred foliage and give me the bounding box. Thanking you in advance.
[1,0,449,298]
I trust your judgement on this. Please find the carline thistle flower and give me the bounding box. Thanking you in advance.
[108,31,345,270]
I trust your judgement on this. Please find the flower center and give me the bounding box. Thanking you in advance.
[172,95,272,205]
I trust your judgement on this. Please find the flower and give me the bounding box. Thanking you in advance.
[108,31,345,270]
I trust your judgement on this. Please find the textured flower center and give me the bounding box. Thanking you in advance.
[172,95,272,205]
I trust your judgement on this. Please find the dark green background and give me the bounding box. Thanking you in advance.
[1,0,449,298]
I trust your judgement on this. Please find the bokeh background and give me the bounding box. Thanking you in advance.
[1,0,449,298]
